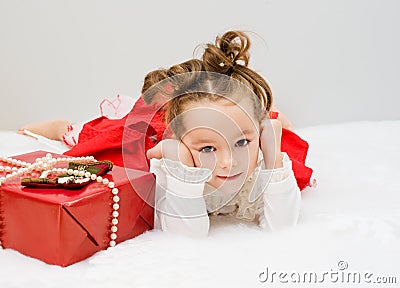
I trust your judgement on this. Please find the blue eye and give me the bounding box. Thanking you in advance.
[235,139,249,147]
[200,146,215,153]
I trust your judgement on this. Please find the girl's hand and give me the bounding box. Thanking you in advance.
[146,139,195,167]
[276,110,294,131]
[260,118,283,169]
[270,104,294,131]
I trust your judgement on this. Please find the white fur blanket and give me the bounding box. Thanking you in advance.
[1,121,399,288]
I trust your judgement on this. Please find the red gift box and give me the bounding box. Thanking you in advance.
[0,151,155,267]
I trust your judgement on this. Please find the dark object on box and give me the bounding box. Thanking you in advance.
[20,160,113,189]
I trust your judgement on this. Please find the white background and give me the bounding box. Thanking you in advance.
[0,0,399,130]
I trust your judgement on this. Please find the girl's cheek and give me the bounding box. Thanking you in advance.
[235,143,257,164]
[239,142,259,173]
[197,152,217,170]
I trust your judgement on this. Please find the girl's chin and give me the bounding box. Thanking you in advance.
[207,173,247,192]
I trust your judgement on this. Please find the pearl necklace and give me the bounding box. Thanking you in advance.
[0,153,120,248]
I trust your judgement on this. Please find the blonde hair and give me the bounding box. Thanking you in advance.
[141,31,273,138]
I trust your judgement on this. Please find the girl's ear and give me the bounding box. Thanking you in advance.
[149,83,175,106]
[259,110,268,132]
[151,92,169,106]
[260,110,266,121]
[163,82,175,94]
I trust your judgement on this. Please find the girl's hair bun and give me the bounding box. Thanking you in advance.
[202,30,250,74]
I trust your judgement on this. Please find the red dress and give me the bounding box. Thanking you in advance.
[63,96,314,191]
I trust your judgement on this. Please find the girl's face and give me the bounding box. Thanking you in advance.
[179,97,260,193]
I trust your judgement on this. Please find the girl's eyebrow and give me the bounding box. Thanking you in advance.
[237,128,258,138]
[191,130,249,143]
[189,138,214,145]
[189,129,256,146]
[241,129,253,135]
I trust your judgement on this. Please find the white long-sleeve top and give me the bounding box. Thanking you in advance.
[150,152,301,237]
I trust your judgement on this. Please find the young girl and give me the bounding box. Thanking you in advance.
[19,31,313,236]
[138,31,302,236]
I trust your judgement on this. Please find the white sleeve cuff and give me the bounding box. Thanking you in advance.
[259,152,292,183]
[166,174,205,198]
[151,158,212,184]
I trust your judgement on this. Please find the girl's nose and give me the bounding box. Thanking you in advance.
[218,151,237,169]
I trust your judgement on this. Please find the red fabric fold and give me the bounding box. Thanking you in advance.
[64,97,166,170]
[281,128,313,190]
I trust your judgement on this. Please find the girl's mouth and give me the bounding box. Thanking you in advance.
[217,173,243,181]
